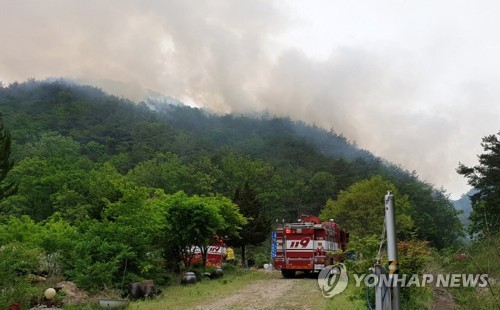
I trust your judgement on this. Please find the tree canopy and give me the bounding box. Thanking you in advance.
[0,113,15,200]
[0,79,466,296]
[230,183,271,263]
[163,191,247,266]
[320,175,414,239]
[457,131,500,237]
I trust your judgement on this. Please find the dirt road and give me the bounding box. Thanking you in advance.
[194,274,326,310]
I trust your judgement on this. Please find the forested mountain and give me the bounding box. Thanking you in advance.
[452,189,475,226]
[0,79,461,246]
[0,79,464,301]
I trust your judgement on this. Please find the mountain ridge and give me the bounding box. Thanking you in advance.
[0,79,463,248]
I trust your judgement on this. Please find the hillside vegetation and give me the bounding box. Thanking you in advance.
[0,80,463,307]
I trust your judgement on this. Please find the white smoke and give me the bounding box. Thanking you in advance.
[1,0,499,198]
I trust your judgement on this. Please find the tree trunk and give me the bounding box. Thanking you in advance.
[202,246,207,267]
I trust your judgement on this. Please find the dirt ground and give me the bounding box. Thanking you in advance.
[432,286,457,310]
[194,275,325,310]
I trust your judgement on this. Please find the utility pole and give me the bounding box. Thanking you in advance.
[384,191,400,310]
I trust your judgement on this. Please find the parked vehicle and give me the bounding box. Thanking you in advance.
[272,215,348,277]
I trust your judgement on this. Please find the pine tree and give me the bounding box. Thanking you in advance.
[0,113,16,200]
[231,183,271,265]
[457,131,500,237]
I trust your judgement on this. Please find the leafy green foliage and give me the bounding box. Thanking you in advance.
[397,240,432,275]
[320,176,414,239]
[1,80,462,229]
[0,113,16,200]
[305,171,338,214]
[230,183,271,263]
[0,215,42,245]
[386,171,463,248]
[0,133,94,221]
[0,79,466,295]
[457,131,500,237]
[69,226,133,292]
[439,234,500,309]
[0,215,76,277]
[127,152,211,195]
[346,234,381,263]
[66,176,169,291]
[0,242,43,309]
[164,191,246,267]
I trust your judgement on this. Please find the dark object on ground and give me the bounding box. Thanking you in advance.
[128,280,159,300]
[210,266,223,279]
[181,272,197,284]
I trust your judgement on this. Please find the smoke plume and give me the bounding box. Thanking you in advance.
[1,0,499,198]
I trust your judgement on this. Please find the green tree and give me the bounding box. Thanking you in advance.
[230,183,271,264]
[305,171,338,214]
[0,155,92,221]
[127,153,210,195]
[0,242,43,309]
[216,153,274,197]
[68,183,168,291]
[69,225,133,292]
[320,176,414,239]
[163,191,246,267]
[0,216,42,246]
[0,113,16,200]
[0,133,94,221]
[164,192,224,267]
[384,169,463,248]
[457,131,500,237]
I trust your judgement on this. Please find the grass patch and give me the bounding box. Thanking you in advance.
[324,280,367,310]
[128,269,277,310]
[330,265,433,310]
[440,235,500,310]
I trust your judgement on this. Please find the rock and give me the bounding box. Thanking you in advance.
[28,274,47,283]
[128,280,159,300]
[54,281,89,305]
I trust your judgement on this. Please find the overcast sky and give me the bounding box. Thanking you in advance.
[1,0,499,199]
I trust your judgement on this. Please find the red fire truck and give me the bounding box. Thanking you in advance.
[189,236,227,267]
[272,215,348,277]
[190,244,226,267]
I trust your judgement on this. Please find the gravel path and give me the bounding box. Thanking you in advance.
[194,276,324,310]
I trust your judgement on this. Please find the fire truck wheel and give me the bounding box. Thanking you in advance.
[281,269,296,278]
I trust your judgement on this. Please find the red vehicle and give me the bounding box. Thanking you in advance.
[272,215,348,277]
[189,236,227,267]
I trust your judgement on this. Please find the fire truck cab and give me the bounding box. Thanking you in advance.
[272,215,348,277]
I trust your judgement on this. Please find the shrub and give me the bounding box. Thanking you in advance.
[397,240,432,274]
[252,252,270,268]
[0,242,43,309]
[67,232,133,292]
[222,264,237,272]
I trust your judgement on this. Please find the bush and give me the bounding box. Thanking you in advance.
[439,234,500,310]
[347,239,434,309]
[397,240,432,275]
[185,266,206,282]
[222,264,237,272]
[67,232,133,293]
[0,242,44,309]
[347,234,380,261]
[253,252,270,268]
